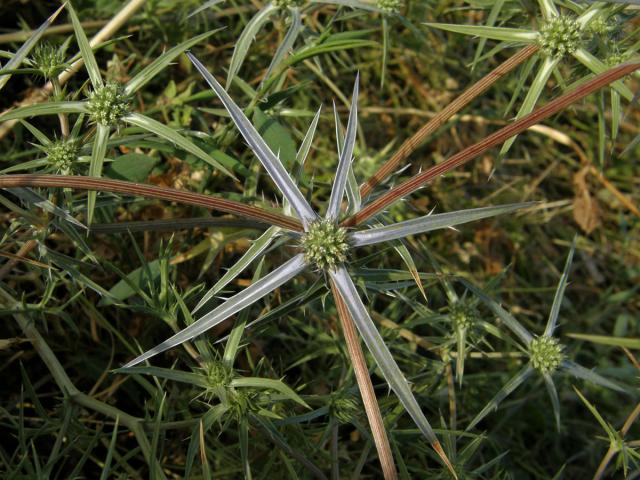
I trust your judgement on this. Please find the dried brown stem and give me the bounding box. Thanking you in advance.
[360,45,539,198]
[343,62,640,228]
[0,239,37,281]
[330,280,398,480]
[0,175,302,231]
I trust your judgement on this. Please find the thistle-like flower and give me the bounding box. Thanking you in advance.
[44,138,80,172]
[537,15,582,58]
[28,42,68,80]
[87,82,131,127]
[122,53,535,476]
[464,240,625,431]
[377,0,402,15]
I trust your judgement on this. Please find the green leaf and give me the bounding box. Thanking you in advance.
[226,4,277,88]
[565,333,640,350]
[68,2,103,88]
[261,8,302,87]
[424,23,538,43]
[105,153,159,182]
[116,366,208,387]
[230,377,309,408]
[544,237,575,337]
[87,123,110,226]
[543,373,561,431]
[537,0,559,19]
[573,48,633,101]
[125,29,222,95]
[193,225,280,313]
[253,108,297,169]
[123,112,236,180]
[562,360,626,393]
[472,0,506,71]
[0,4,65,91]
[103,260,161,306]
[0,101,88,122]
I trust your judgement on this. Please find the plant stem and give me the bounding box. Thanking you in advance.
[593,402,640,480]
[360,45,539,198]
[330,280,398,480]
[0,239,37,281]
[343,61,640,228]
[0,174,303,231]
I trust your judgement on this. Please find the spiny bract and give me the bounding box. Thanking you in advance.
[300,220,349,271]
[87,82,130,126]
[29,43,67,80]
[529,336,564,374]
[537,15,582,58]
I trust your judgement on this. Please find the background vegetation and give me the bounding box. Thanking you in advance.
[0,0,638,478]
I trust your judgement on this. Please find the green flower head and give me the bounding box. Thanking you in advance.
[87,82,130,127]
[529,335,564,374]
[272,0,305,9]
[300,220,350,271]
[537,15,583,58]
[449,301,479,331]
[377,0,402,15]
[44,139,80,172]
[330,393,360,424]
[29,43,67,80]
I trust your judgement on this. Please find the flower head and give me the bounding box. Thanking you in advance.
[300,219,350,271]
[529,335,564,374]
[44,139,80,172]
[87,82,130,126]
[272,0,305,9]
[538,15,582,58]
[29,43,67,80]
[377,0,402,15]
[449,301,479,331]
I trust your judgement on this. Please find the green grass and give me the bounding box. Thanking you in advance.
[0,1,639,478]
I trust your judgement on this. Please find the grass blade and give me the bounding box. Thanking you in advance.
[351,203,532,246]
[68,1,103,88]
[561,360,626,393]
[122,254,307,367]
[424,23,538,43]
[0,101,88,122]
[123,112,236,179]
[261,8,302,87]
[327,74,358,221]
[188,53,317,227]
[125,29,222,95]
[230,377,308,408]
[544,237,575,337]
[87,123,110,225]
[543,373,561,431]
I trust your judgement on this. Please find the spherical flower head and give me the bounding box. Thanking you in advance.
[449,302,478,331]
[330,393,360,424]
[45,139,80,172]
[205,361,233,389]
[587,17,612,36]
[300,220,349,271]
[228,389,254,420]
[538,15,582,58]
[87,82,130,127]
[529,336,564,374]
[29,43,67,80]
[606,52,627,67]
[377,0,402,15]
[272,0,305,9]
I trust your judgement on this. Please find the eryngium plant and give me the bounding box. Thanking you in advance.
[122,54,536,476]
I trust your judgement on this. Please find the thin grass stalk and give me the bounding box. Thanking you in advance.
[330,280,398,480]
[0,174,302,231]
[359,45,539,197]
[343,62,640,227]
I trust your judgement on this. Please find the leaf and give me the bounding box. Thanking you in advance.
[253,108,297,168]
[188,53,317,227]
[350,203,533,246]
[424,23,538,43]
[193,225,281,313]
[115,365,207,387]
[125,29,222,95]
[123,112,236,180]
[561,360,626,393]
[294,105,322,177]
[87,123,110,226]
[122,254,307,367]
[543,373,561,431]
[261,8,302,87]
[226,4,277,88]
[393,241,427,301]
[7,187,85,229]
[461,279,533,346]
[537,0,559,19]
[68,2,103,88]
[187,0,226,19]
[0,101,88,122]
[471,0,506,71]
[572,48,633,101]
[103,260,161,305]
[573,167,601,234]
[466,364,534,431]
[544,237,575,337]
[328,267,447,458]
[0,4,65,91]
[565,333,640,350]
[230,377,308,408]
[327,74,358,221]
[105,153,159,182]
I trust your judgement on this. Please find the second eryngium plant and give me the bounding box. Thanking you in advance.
[123,52,534,475]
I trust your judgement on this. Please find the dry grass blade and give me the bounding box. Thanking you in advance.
[0,174,302,231]
[344,61,640,227]
[330,280,397,480]
[359,45,539,198]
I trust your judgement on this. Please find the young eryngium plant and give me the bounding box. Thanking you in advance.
[122,52,534,476]
[463,240,626,431]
